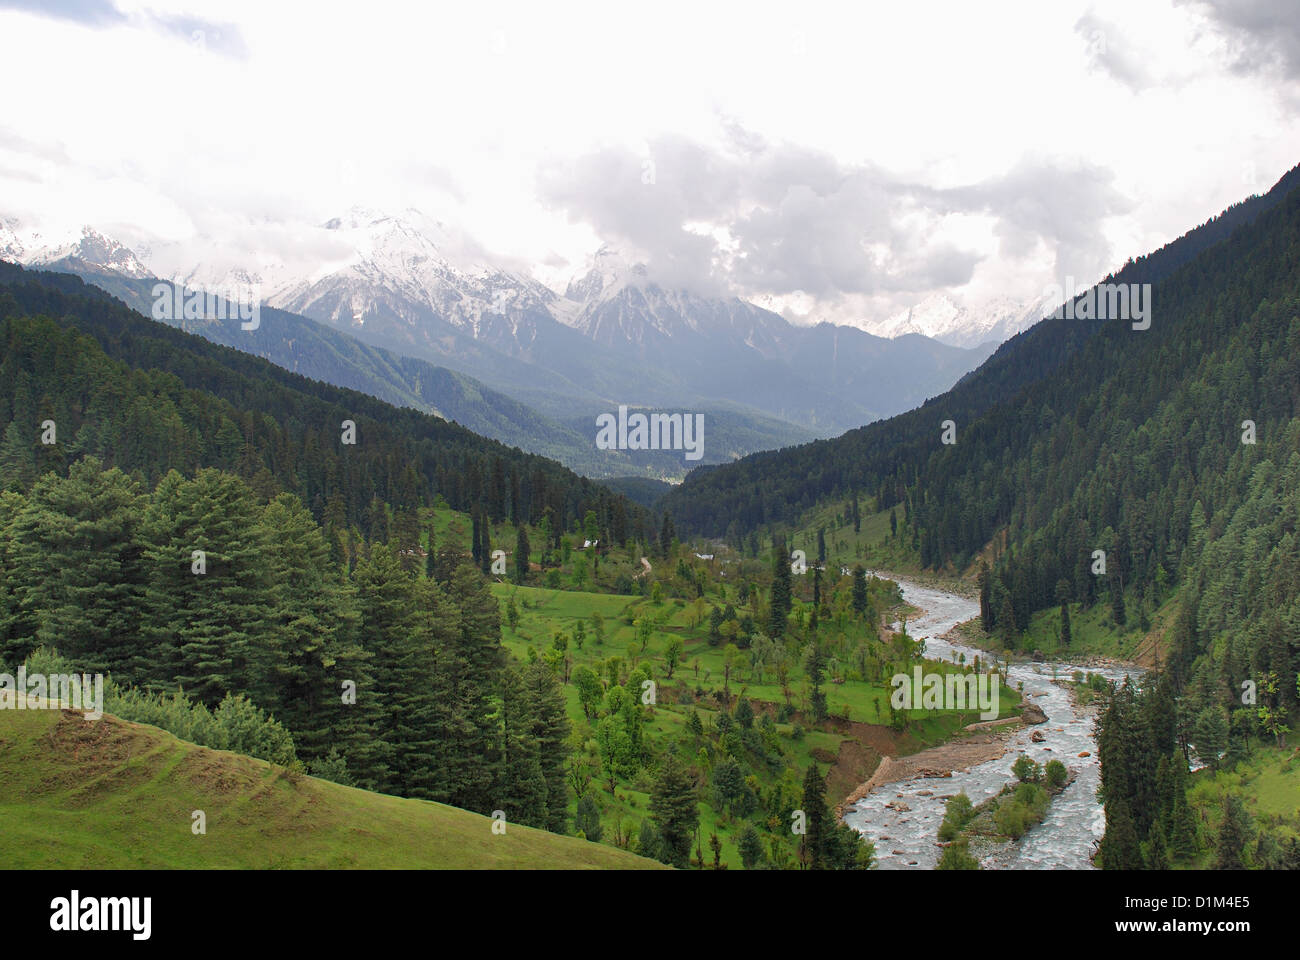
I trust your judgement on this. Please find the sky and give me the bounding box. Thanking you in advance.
[1,0,1297,326]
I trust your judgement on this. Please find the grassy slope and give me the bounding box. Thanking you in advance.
[1184,744,1300,866]
[0,707,661,869]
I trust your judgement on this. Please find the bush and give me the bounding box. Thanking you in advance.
[1045,759,1068,788]
[1012,754,1041,783]
[936,839,980,870]
[938,792,975,841]
[994,801,1030,838]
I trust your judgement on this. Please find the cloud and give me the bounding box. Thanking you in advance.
[538,129,1131,308]
[1075,10,1158,91]
[1179,0,1300,81]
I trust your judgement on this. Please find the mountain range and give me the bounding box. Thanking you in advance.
[1,210,1019,478]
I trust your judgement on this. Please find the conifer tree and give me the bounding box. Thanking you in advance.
[650,754,698,868]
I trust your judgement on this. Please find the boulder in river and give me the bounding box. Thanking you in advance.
[1022,702,1049,724]
[1078,751,1091,758]
[1030,730,1045,742]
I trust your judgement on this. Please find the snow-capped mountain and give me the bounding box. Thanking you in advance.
[2,208,1004,438]
[559,245,786,350]
[268,208,559,349]
[859,292,1049,348]
[0,220,151,279]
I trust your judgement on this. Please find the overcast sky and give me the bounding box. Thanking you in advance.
[2,0,1297,325]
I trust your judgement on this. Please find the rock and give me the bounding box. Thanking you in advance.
[1031,649,1045,661]
[1030,730,1045,743]
[892,849,906,856]
[1022,703,1049,724]
[918,790,934,797]
[1078,751,1091,758]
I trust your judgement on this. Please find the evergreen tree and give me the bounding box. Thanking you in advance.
[851,565,868,616]
[514,526,530,584]
[800,763,830,869]
[1214,796,1254,870]
[9,458,149,678]
[142,468,272,702]
[649,754,698,868]
[769,540,792,638]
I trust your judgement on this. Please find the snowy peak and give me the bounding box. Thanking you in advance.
[860,292,1049,348]
[563,245,648,305]
[266,208,559,347]
[0,220,152,279]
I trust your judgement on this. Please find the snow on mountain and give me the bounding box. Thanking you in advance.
[559,245,787,349]
[0,220,152,279]
[267,208,558,344]
[854,292,1049,348]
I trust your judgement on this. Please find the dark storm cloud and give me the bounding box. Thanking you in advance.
[538,131,1131,300]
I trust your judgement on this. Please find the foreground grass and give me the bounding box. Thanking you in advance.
[0,707,662,869]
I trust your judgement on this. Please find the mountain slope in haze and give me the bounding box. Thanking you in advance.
[0,706,660,869]
[21,266,814,480]
[557,245,997,432]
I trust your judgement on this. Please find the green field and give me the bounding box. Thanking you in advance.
[0,706,662,869]
[491,580,1020,867]
[1186,743,1300,864]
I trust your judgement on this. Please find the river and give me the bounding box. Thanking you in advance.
[840,576,1140,870]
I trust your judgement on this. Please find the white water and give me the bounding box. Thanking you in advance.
[841,576,1138,870]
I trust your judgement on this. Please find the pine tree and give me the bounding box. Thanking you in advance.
[769,540,792,638]
[801,763,830,869]
[1111,577,1127,626]
[142,469,272,702]
[1145,818,1170,870]
[1101,795,1143,870]
[852,564,868,615]
[1213,796,1254,870]
[354,542,436,797]
[255,493,356,761]
[514,526,530,584]
[9,459,150,677]
[650,754,698,868]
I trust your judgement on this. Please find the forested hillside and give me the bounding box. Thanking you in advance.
[662,162,1300,546]
[0,263,653,827]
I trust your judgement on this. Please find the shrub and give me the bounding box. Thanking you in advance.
[1045,759,1068,788]
[1012,754,1041,783]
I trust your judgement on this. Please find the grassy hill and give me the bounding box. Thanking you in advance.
[0,706,661,869]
